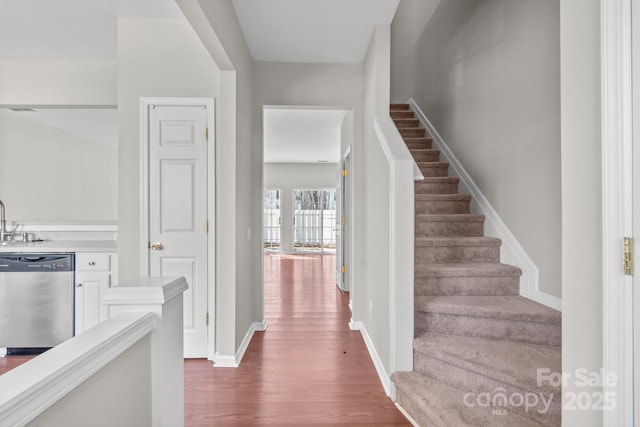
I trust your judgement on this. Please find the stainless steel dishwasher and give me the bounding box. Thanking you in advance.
[0,253,75,355]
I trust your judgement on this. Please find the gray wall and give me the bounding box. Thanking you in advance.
[0,110,117,222]
[358,27,393,372]
[117,17,219,280]
[0,58,117,224]
[252,61,364,322]
[560,0,602,424]
[264,162,338,253]
[193,0,258,354]
[390,0,562,299]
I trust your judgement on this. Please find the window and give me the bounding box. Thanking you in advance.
[263,189,281,251]
[293,189,337,252]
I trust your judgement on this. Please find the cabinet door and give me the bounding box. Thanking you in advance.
[75,272,110,334]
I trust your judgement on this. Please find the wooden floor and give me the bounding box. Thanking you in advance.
[185,253,411,426]
[0,354,31,375]
[0,254,410,426]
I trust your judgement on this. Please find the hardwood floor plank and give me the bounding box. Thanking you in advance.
[184,253,411,426]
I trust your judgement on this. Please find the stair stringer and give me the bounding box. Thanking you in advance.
[408,98,561,311]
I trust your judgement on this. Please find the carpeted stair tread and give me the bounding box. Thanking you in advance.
[415,178,460,194]
[391,110,414,119]
[416,214,484,223]
[390,103,410,110]
[392,371,543,427]
[410,148,439,154]
[415,295,561,324]
[416,262,522,277]
[416,161,448,168]
[415,236,501,247]
[416,161,449,172]
[416,194,471,201]
[393,118,420,127]
[418,177,459,183]
[404,137,433,144]
[413,333,561,395]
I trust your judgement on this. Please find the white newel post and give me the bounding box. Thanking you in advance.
[102,277,188,427]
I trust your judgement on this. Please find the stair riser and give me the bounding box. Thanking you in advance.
[418,165,449,177]
[415,276,520,296]
[415,313,561,346]
[416,246,500,263]
[406,141,433,150]
[415,200,471,215]
[391,111,414,119]
[412,152,440,162]
[394,119,419,127]
[413,354,561,425]
[416,221,484,237]
[400,128,426,138]
[415,182,459,194]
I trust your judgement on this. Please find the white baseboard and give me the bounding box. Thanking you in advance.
[349,321,391,396]
[213,320,268,368]
[395,402,420,427]
[408,99,561,311]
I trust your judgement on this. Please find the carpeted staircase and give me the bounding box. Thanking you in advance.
[389,103,562,426]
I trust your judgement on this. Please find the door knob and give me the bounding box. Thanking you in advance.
[150,242,163,251]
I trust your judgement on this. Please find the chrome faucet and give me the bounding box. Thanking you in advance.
[0,200,6,241]
[0,200,18,242]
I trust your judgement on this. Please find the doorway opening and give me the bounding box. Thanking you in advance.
[293,188,337,253]
[263,188,282,252]
[262,106,353,300]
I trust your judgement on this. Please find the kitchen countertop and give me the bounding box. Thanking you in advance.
[0,240,117,253]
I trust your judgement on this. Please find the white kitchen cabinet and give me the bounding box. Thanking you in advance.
[74,252,118,334]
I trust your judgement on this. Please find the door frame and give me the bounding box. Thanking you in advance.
[341,145,353,293]
[602,0,634,424]
[140,97,216,360]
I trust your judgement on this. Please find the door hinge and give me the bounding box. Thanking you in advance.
[342,217,347,225]
[341,265,347,273]
[342,169,348,177]
[205,127,209,141]
[206,312,209,325]
[205,220,209,233]
[624,237,634,275]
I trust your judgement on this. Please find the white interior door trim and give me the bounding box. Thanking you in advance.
[140,97,216,360]
[342,144,352,296]
[601,0,634,424]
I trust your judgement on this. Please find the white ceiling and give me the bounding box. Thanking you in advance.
[0,0,180,60]
[232,0,400,63]
[0,0,400,63]
[0,1,396,162]
[264,109,346,163]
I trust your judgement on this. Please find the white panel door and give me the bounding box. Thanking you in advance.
[149,105,208,358]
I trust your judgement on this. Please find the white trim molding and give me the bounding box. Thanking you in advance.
[349,321,392,396]
[601,0,634,424]
[213,321,268,368]
[408,98,560,311]
[372,116,416,388]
